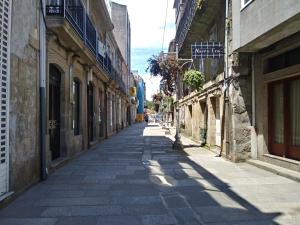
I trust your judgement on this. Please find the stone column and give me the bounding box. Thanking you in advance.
[228,53,252,162]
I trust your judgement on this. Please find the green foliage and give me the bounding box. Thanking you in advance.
[145,100,154,110]
[183,69,205,91]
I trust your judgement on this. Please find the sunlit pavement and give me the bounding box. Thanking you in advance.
[0,123,300,225]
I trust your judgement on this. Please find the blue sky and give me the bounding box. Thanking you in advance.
[131,47,160,75]
[112,0,175,99]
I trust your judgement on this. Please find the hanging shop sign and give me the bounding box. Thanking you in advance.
[192,42,224,59]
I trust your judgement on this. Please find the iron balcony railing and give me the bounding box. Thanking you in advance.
[46,0,127,93]
[97,52,104,68]
[46,0,85,38]
[85,15,97,54]
[175,0,199,51]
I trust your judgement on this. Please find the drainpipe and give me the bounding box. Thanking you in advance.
[39,0,47,180]
[219,0,230,157]
[251,54,256,128]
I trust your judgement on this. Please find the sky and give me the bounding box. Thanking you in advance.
[112,0,176,100]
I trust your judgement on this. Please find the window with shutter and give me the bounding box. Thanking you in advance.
[0,0,11,196]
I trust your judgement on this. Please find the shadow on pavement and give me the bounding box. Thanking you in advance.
[0,123,283,225]
[143,133,281,225]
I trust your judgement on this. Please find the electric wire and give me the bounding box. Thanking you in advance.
[161,0,169,52]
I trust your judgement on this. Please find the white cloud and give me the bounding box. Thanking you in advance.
[112,0,175,100]
[143,74,161,101]
[112,0,175,50]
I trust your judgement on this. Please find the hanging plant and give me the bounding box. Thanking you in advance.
[152,93,163,102]
[147,55,180,96]
[183,69,205,91]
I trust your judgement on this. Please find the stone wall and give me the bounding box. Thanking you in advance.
[179,90,223,150]
[228,53,252,162]
[3,0,131,201]
[9,0,40,192]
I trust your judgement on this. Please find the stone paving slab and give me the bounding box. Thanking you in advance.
[96,215,141,225]
[41,205,123,217]
[56,216,98,225]
[0,218,58,225]
[0,123,300,225]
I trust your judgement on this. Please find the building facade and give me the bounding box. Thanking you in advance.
[173,0,300,171]
[111,1,131,128]
[111,2,131,72]
[173,0,226,153]
[132,71,145,122]
[230,0,300,169]
[128,72,138,125]
[0,0,131,201]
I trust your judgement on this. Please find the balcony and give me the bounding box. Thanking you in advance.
[46,0,97,55]
[175,0,199,51]
[175,0,224,57]
[46,0,126,91]
[46,1,86,49]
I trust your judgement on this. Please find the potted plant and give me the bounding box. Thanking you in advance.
[183,69,205,91]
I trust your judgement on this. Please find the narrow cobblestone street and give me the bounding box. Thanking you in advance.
[0,123,300,225]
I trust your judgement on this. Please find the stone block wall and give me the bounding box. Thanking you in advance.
[191,101,201,141]
[228,53,252,162]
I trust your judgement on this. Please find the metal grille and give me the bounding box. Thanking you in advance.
[0,0,11,196]
[85,15,97,54]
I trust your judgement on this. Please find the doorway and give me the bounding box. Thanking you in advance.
[269,76,300,160]
[99,89,104,138]
[87,82,94,143]
[215,97,221,147]
[49,65,61,160]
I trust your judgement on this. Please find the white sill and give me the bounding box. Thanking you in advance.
[263,153,300,165]
[241,0,254,11]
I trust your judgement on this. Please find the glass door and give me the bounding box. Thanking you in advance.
[288,79,300,159]
[269,77,300,160]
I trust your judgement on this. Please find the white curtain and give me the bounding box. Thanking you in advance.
[273,83,284,144]
[290,79,300,146]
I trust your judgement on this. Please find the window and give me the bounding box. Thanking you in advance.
[73,79,80,135]
[188,105,192,117]
[264,47,300,74]
[241,0,254,9]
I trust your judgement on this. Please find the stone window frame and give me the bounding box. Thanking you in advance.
[262,42,300,84]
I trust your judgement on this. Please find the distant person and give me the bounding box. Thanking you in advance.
[144,113,149,123]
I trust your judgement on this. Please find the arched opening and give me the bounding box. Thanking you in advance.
[49,64,62,160]
[73,79,81,136]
